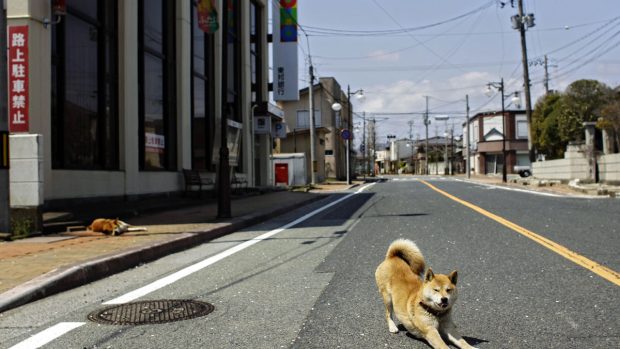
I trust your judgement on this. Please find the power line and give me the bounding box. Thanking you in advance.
[299,1,495,37]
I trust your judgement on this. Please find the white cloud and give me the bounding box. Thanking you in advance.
[366,50,400,62]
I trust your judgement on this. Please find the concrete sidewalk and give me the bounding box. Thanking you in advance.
[0,186,352,313]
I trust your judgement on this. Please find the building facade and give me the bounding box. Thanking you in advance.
[278,77,350,183]
[6,0,273,219]
[464,110,530,175]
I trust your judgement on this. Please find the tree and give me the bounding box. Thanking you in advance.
[532,92,564,158]
[560,79,612,142]
[598,86,620,152]
[532,79,613,159]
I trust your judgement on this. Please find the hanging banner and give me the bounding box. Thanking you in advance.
[197,0,219,33]
[8,26,29,133]
[272,0,299,101]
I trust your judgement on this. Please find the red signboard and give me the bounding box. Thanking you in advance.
[8,26,29,133]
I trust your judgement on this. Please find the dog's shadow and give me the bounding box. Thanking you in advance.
[400,325,489,347]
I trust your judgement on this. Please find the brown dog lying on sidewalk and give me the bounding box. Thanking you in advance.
[375,239,478,349]
[87,218,147,236]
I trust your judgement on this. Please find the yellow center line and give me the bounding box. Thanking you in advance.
[420,180,620,287]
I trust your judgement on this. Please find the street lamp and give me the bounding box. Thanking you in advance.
[387,134,396,174]
[485,78,507,183]
[331,102,348,184]
[510,91,522,109]
[434,116,449,175]
[348,86,364,183]
[331,88,363,185]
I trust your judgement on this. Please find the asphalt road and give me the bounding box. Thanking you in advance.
[1,177,619,348]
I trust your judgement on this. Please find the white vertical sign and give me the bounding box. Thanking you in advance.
[272,0,299,101]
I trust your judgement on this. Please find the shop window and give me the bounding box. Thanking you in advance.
[52,0,118,170]
[191,1,216,170]
[250,0,263,104]
[222,0,243,169]
[139,0,177,170]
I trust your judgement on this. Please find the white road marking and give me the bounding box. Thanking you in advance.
[103,183,376,305]
[8,322,85,349]
[452,178,604,198]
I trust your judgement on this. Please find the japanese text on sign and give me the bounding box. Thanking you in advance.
[8,26,29,133]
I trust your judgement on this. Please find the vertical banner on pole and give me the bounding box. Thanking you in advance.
[272,0,299,101]
[8,25,29,133]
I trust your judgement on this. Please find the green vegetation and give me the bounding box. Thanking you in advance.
[11,217,33,240]
[532,79,619,159]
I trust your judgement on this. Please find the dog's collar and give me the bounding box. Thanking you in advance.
[419,302,449,316]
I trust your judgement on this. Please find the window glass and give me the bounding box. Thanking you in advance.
[192,77,207,168]
[144,0,163,53]
[191,1,214,170]
[52,0,118,170]
[296,110,322,129]
[250,1,260,102]
[63,15,99,167]
[140,0,175,171]
[68,0,96,18]
[143,54,165,170]
[226,0,240,122]
[192,5,205,77]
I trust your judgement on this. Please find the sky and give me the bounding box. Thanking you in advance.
[289,0,620,144]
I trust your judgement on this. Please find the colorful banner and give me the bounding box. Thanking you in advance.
[197,0,219,33]
[8,26,29,133]
[272,0,299,101]
[279,0,297,42]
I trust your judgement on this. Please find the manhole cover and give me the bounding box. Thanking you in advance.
[87,299,214,325]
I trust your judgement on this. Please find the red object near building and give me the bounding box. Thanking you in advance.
[275,163,289,185]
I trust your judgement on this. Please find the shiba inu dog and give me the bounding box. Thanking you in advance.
[375,239,478,349]
[87,218,147,236]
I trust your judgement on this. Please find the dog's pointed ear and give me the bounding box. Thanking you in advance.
[449,270,458,285]
[424,268,434,282]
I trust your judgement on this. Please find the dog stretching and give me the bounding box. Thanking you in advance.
[375,239,479,349]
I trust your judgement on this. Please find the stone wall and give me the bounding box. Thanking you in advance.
[532,143,591,181]
[599,153,620,183]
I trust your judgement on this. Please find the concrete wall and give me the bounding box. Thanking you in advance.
[534,153,620,183]
[532,157,590,180]
[599,153,620,183]
[9,134,43,207]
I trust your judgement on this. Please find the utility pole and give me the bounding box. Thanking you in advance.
[517,0,535,163]
[408,120,414,174]
[465,94,471,179]
[544,55,550,94]
[308,64,317,185]
[362,111,366,179]
[542,55,558,94]
[1,2,11,234]
[500,78,507,183]
[370,116,376,176]
[408,120,414,140]
[424,96,430,175]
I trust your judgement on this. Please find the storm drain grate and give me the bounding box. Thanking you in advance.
[87,299,214,325]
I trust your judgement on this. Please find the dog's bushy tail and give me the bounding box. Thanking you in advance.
[386,239,425,276]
